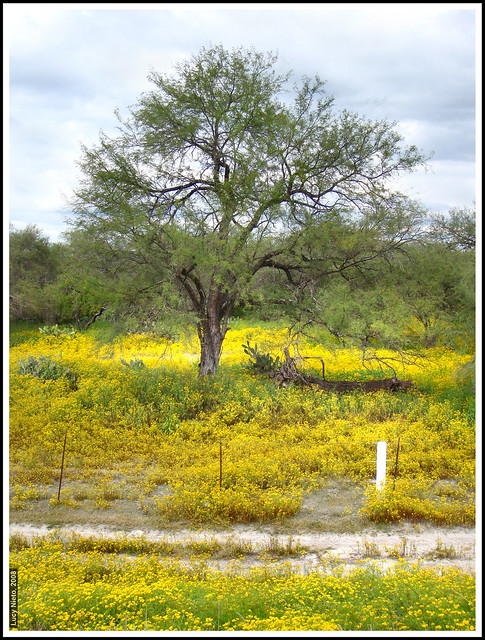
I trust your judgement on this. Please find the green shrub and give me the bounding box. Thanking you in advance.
[38,324,77,338]
[18,355,79,390]
[120,357,146,370]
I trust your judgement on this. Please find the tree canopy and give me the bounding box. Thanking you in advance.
[70,45,430,375]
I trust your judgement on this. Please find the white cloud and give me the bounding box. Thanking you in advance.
[391,159,476,213]
[5,3,479,240]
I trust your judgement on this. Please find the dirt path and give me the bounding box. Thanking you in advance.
[9,521,476,574]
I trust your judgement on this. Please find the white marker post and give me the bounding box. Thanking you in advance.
[376,441,387,491]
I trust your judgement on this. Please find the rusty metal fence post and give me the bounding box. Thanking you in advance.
[392,437,401,488]
[57,429,68,501]
[219,439,223,489]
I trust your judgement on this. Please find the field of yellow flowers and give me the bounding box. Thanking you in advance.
[8,321,476,631]
[9,534,476,631]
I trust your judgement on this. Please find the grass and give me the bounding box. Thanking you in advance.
[425,539,461,560]
[9,530,305,559]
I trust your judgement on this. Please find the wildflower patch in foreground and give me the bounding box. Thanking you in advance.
[10,540,475,632]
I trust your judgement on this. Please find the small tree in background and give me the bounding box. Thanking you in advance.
[429,205,476,251]
[9,224,60,322]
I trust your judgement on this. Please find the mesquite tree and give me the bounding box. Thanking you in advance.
[70,45,427,375]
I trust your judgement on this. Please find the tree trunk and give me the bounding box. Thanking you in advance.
[197,290,232,376]
[198,323,224,376]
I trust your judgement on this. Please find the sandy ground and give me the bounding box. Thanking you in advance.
[9,480,477,574]
[9,520,476,574]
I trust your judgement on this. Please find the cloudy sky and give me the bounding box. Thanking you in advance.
[5,3,480,242]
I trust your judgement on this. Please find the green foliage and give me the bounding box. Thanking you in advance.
[242,341,281,374]
[278,233,475,363]
[9,322,42,348]
[9,224,61,323]
[38,324,77,338]
[18,355,79,390]
[430,204,475,251]
[53,230,117,330]
[120,357,146,370]
[393,243,475,350]
[69,44,428,375]
[420,358,475,421]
